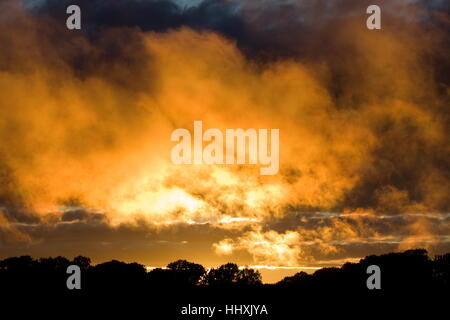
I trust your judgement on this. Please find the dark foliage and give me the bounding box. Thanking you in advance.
[148,259,206,287]
[0,249,448,294]
[202,263,262,287]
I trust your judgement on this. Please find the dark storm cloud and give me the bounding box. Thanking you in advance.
[32,0,243,35]
[30,0,450,60]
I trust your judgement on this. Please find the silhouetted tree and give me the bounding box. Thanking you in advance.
[203,263,239,286]
[0,256,38,291]
[147,268,172,287]
[203,263,262,287]
[166,259,206,286]
[90,260,146,291]
[277,271,313,288]
[275,249,440,293]
[0,255,36,272]
[359,249,433,291]
[73,256,91,270]
[147,260,206,287]
[433,253,450,288]
[38,256,71,273]
[235,267,262,286]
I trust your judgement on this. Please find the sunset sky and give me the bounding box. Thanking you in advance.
[0,0,449,283]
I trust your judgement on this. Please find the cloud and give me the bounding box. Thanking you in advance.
[213,211,450,266]
[0,0,448,267]
[214,229,307,266]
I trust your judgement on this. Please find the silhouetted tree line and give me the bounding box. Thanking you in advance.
[0,249,448,293]
[277,249,450,293]
[0,256,262,292]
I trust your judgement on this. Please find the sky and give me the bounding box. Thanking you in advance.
[0,0,449,283]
